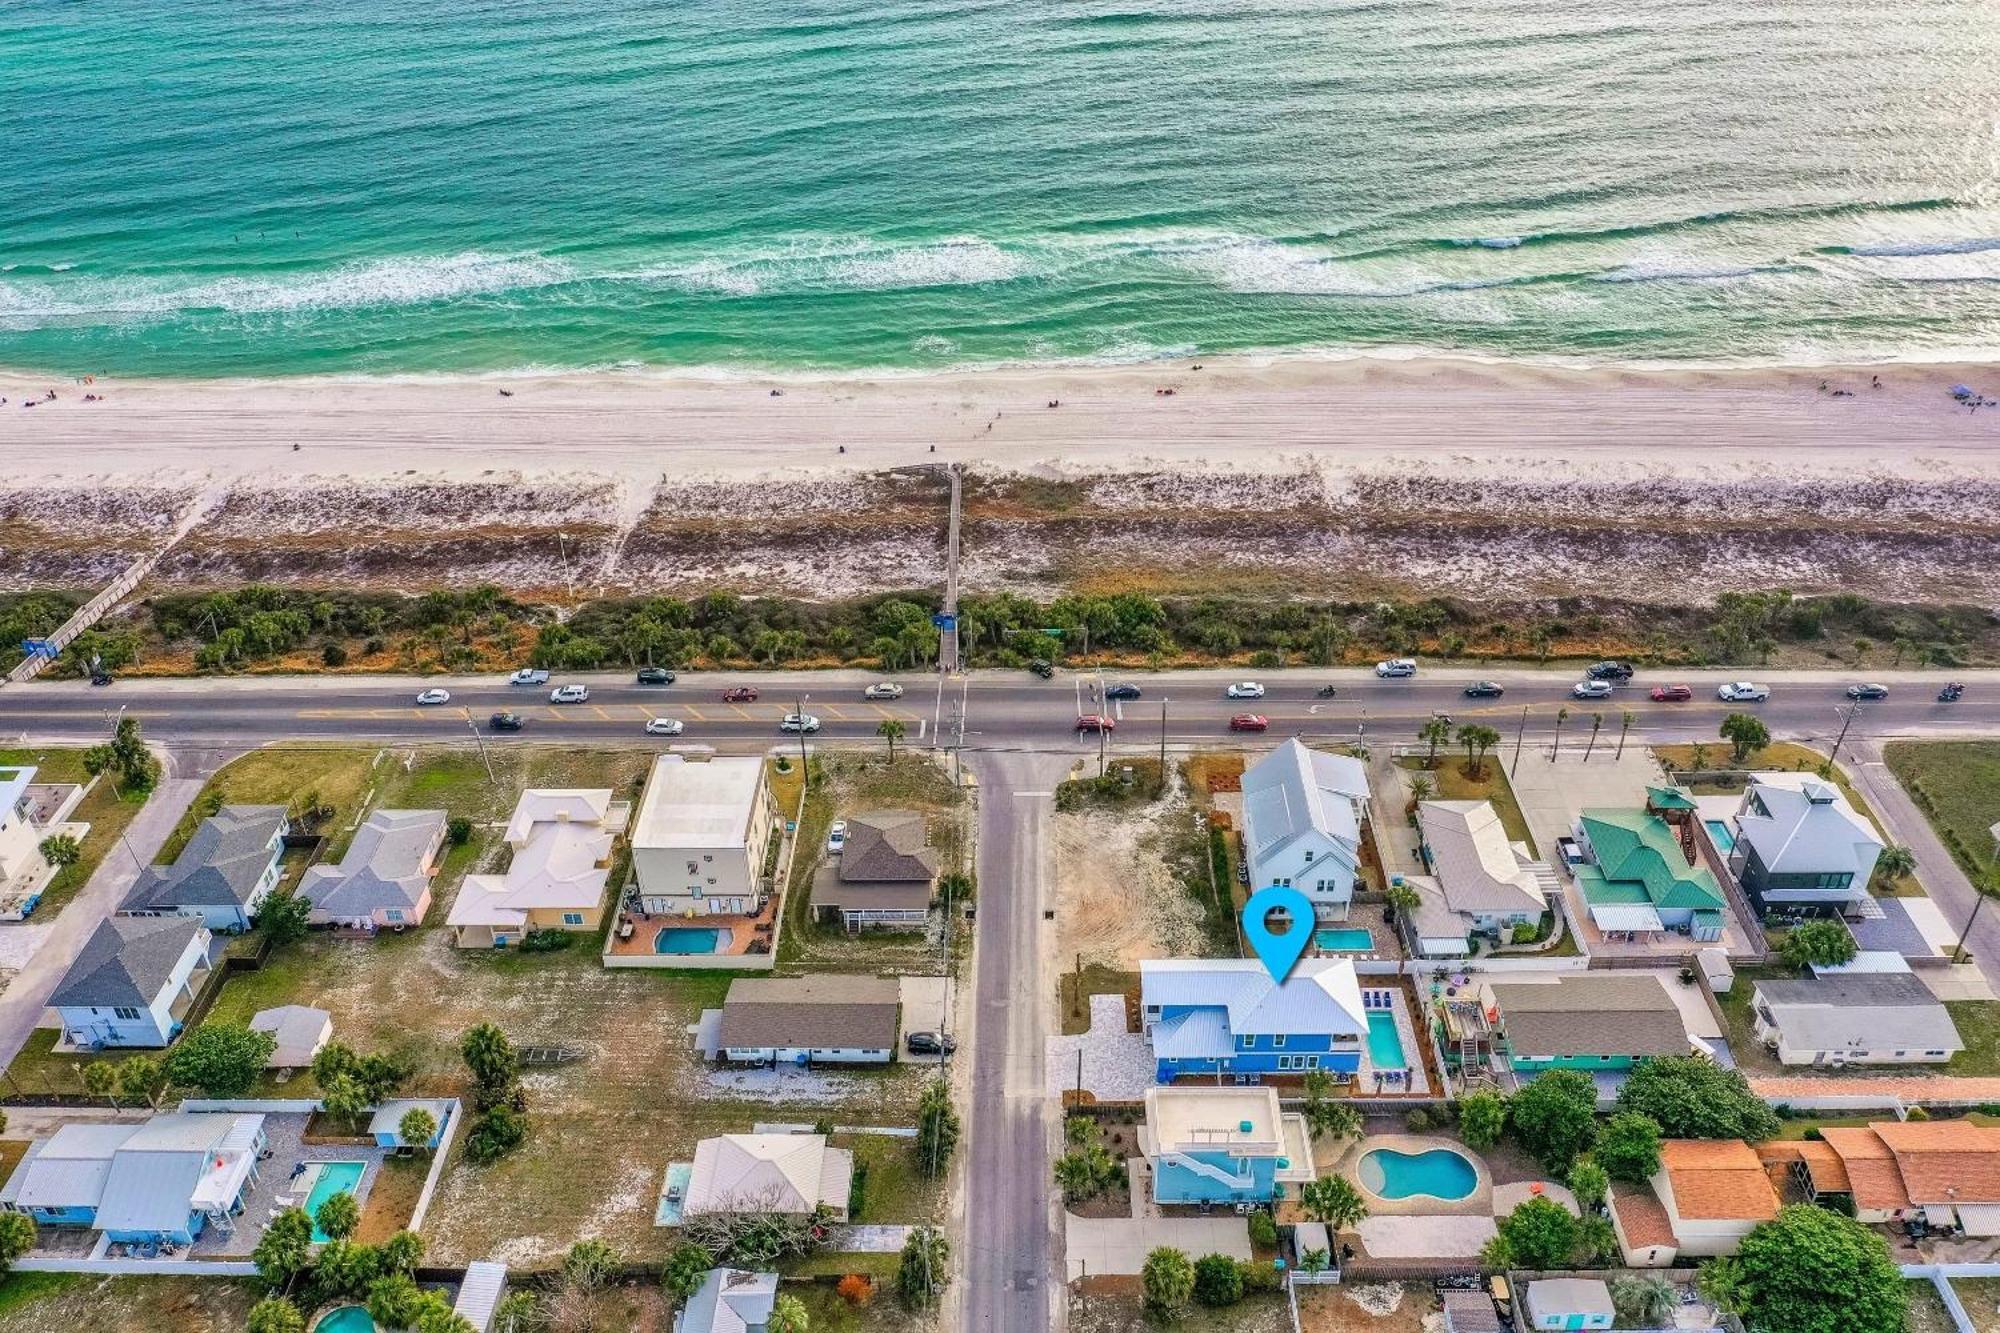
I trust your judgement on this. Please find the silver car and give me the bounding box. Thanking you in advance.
[644,717,685,736]
[864,682,904,700]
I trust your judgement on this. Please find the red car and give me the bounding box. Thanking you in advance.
[1229,714,1270,732]
[722,686,759,703]
[1649,684,1693,702]
[1075,714,1115,733]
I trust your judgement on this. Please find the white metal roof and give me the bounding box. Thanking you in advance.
[1141,958,1367,1038]
[1734,773,1883,879]
[1240,740,1366,870]
[453,1260,508,1331]
[684,1134,851,1217]
[631,755,766,850]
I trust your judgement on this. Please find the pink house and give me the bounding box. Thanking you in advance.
[301,808,447,931]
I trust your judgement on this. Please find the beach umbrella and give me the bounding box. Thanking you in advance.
[1951,384,1974,399]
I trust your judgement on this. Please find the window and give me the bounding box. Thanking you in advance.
[561,912,585,926]
[384,909,403,923]
[113,1007,141,1021]
[1272,1033,1286,1048]
[1304,1055,1320,1069]
[703,854,713,862]
[1278,877,1291,888]
[1303,849,1315,863]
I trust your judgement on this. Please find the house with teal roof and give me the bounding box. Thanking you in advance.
[1573,791,1725,942]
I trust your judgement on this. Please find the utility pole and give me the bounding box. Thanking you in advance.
[1828,702,1861,771]
[555,531,577,601]
[1952,824,2000,965]
[795,692,812,772]
[1511,704,1529,777]
[1159,698,1169,777]
[464,711,496,785]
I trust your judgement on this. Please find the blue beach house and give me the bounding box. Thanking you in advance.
[1140,958,1368,1084]
[1142,1085,1317,1206]
[0,1112,267,1247]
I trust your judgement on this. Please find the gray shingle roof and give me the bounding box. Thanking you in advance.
[1754,973,1963,1054]
[50,915,206,1009]
[300,808,445,917]
[122,805,285,912]
[838,811,937,883]
[718,975,900,1050]
[1492,975,1688,1060]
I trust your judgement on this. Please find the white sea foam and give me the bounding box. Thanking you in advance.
[1844,237,2000,258]
[0,251,574,322]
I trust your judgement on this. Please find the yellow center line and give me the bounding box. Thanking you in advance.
[685,706,706,721]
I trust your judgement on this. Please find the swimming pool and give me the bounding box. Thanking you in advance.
[1315,927,1373,952]
[1366,1011,1406,1068]
[1704,819,1737,853]
[1358,1147,1479,1201]
[312,1307,377,1333]
[655,927,729,954]
[302,1161,366,1241]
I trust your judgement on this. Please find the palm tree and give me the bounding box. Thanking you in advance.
[1582,712,1604,762]
[1418,716,1452,769]
[877,718,906,761]
[765,1294,810,1333]
[1873,844,1917,890]
[1615,709,1636,760]
[1551,706,1569,761]
[1407,773,1434,807]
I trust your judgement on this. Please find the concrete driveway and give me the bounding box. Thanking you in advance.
[1064,1214,1250,1278]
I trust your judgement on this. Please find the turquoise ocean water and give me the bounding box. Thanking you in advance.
[5,0,2000,378]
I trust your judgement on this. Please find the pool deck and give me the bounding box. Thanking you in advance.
[1337,1133,1494,1217]
[192,1111,388,1257]
[1355,988,1431,1096]
[604,898,777,960]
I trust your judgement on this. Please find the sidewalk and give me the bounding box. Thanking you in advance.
[0,764,208,1070]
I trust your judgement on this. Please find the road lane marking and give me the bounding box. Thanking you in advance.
[685,706,706,721]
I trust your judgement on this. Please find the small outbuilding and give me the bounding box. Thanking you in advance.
[369,1097,455,1150]
[1524,1277,1615,1331]
[249,1005,332,1070]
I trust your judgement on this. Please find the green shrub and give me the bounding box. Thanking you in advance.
[1246,1210,1277,1248]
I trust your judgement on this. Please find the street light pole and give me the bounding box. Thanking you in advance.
[464,711,496,786]
[1953,823,2000,965]
[795,692,811,772]
[1159,698,1169,776]
[1827,702,1861,771]
[1511,704,1529,777]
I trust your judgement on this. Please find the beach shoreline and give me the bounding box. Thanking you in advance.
[8,351,2000,488]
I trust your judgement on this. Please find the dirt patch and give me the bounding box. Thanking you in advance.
[1054,795,1213,970]
[1298,1281,1441,1333]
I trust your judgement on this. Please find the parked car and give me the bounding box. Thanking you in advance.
[644,717,684,736]
[89,669,113,687]
[905,1031,957,1056]
[827,820,849,853]
[509,668,549,686]
[1649,684,1693,702]
[1847,682,1890,700]
[1228,714,1269,732]
[1571,680,1614,699]
[1585,660,1635,682]
[722,686,760,702]
[1225,681,1266,699]
[863,682,904,700]
[1375,658,1418,678]
[415,688,451,705]
[1075,714,1115,733]
[1104,682,1143,701]
[1028,659,1054,678]
[1717,681,1770,702]
[780,713,821,733]
[636,667,675,685]
[488,711,525,731]
[1462,681,1505,698]
[550,684,590,704]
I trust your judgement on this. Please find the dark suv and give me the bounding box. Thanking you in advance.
[1585,660,1635,682]
[1104,683,1142,701]
[1028,659,1054,679]
[488,712,526,731]
[636,667,676,685]
[905,1031,957,1056]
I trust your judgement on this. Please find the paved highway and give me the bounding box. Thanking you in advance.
[2,665,1993,756]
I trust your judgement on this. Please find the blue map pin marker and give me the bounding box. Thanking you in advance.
[1241,885,1315,983]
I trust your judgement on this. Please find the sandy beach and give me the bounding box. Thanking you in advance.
[7,354,2000,489]
[7,354,2000,606]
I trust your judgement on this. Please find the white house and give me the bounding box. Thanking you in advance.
[713,975,899,1066]
[630,756,780,917]
[1239,739,1368,919]
[0,765,74,920]
[1404,800,1552,956]
[447,789,622,948]
[50,915,212,1049]
[1751,970,1963,1066]
[681,1133,852,1220]
[1727,773,1884,916]
[120,806,287,933]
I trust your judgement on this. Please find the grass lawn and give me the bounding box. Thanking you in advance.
[0,747,148,919]
[1950,1276,2000,1333]
[1948,1000,2000,1076]
[781,751,967,968]
[846,1130,945,1226]
[1058,963,1136,1037]
[1885,741,2000,878]
[190,927,929,1266]
[160,745,385,862]
[1395,755,1535,851]
[0,1275,261,1332]
[1908,1279,1958,1333]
